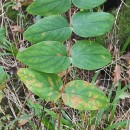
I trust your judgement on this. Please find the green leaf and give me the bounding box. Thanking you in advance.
[41,117,55,130]
[72,12,114,37]
[72,0,105,9]
[18,68,62,101]
[105,120,130,130]
[27,100,73,127]
[27,0,71,16]
[17,41,71,73]
[62,80,108,110]
[0,28,6,43]
[0,66,8,90]
[71,40,111,70]
[24,15,72,43]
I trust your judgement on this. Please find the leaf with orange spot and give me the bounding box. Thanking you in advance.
[71,40,111,70]
[18,68,62,101]
[17,41,71,73]
[62,80,108,110]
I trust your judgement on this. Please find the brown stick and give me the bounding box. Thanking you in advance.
[13,91,32,130]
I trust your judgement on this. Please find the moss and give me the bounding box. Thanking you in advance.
[117,0,130,46]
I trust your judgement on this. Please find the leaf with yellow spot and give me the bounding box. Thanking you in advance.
[62,80,108,110]
[17,41,71,73]
[72,12,114,37]
[24,15,72,43]
[18,68,63,101]
[71,40,111,70]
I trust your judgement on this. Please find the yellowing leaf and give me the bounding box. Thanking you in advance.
[62,80,108,110]
[18,68,63,101]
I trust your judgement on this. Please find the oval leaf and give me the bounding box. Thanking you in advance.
[72,12,114,37]
[71,40,111,70]
[72,0,105,9]
[18,68,62,101]
[17,41,71,73]
[24,15,72,43]
[27,0,71,16]
[62,80,108,110]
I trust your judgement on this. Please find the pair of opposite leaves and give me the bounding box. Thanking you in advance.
[17,40,111,73]
[17,41,109,111]
[18,68,108,110]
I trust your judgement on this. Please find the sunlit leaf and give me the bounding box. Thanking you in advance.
[18,68,62,101]
[71,40,111,70]
[24,15,72,43]
[17,41,71,73]
[62,80,108,110]
[72,11,114,37]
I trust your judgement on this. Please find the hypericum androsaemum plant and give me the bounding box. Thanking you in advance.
[16,0,114,129]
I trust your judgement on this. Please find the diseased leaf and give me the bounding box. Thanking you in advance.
[72,0,105,9]
[27,0,71,16]
[0,66,8,90]
[17,41,71,73]
[62,80,108,110]
[71,40,111,70]
[72,12,114,37]
[18,68,63,101]
[24,15,72,43]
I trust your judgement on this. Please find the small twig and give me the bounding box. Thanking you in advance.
[114,0,123,26]
[121,0,130,8]
[95,56,124,73]
[13,91,32,130]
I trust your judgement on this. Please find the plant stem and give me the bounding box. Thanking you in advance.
[120,36,130,56]
[57,69,69,130]
[57,8,72,130]
[14,91,32,130]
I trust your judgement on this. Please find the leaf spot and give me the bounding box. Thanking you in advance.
[101,55,106,60]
